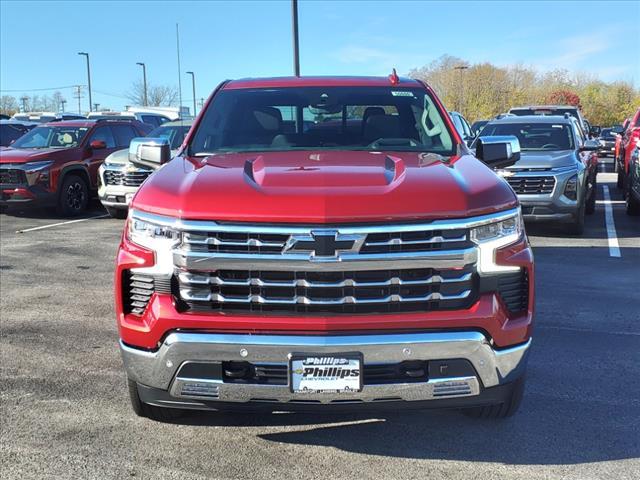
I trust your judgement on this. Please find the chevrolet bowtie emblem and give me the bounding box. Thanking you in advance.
[283,230,366,259]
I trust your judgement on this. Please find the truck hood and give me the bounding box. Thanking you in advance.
[132,150,517,223]
[0,147,64,164]
[508,150,577,170]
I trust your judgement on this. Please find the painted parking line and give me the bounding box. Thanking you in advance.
[16,214,109,234]
[602,185,621,258]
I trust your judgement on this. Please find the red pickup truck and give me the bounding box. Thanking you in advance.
[116,75,534,421]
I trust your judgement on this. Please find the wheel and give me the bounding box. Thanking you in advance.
[56,174,89,217]
[105,206,128,219]
[616,163,624,190]
[626,173,640,216]
[585,176,596,215]
[127,378,186,422]
[566,202,585,235]
[462,376,525,419]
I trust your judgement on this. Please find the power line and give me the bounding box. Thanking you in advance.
[0,85,80,93]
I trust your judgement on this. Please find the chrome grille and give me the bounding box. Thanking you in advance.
[177,267,476,314]
[506,176,555,195]
[104,169,152,187]
[0,169,26,185]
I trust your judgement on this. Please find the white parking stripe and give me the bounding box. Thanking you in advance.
[16,214,109,234]
[602,186,621,258]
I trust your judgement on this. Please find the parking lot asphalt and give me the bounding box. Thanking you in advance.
[1,159,638,480]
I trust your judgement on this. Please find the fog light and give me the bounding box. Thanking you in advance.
[564,175,578,200]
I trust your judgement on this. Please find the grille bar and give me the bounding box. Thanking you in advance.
[364,234,467,247]
[506,176,555,195]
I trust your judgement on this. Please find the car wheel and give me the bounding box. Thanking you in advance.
[56,174,89,217]
[127,378,186,422]
[462,376,525,419]
[105,206,128,219]
[585,177,596,215]
[626,176,640,216]
[567,202,585,235]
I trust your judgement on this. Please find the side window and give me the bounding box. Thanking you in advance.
[88,126,116,148]
[460,117,472,138]
[450,114,464,137]
[141,115,159,128]
[112,125,138,147]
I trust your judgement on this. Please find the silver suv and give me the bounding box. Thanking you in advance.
[98,120,192,218]
[478,115,599,234]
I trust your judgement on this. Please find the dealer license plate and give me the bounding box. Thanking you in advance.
[290,354,362,393]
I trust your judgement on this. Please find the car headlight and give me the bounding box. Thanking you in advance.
[127,210,181,275]
[471,211,523,274]
[564,174,578,200]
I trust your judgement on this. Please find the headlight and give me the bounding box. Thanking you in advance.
[564,175,578,200]
[471,211,523,274]
[23,160,53,173]
[126,210,181,275]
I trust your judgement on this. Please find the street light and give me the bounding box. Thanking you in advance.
[453,64,469,113]
[291,0,300,76]
[136,62,148,106]
[78,52,92,113]
[186,71,196,116]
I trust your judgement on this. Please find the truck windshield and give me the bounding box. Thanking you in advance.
[189,86,455,155]
[480,123,574,151]
[11,126,90,149]
[149,124,191,149]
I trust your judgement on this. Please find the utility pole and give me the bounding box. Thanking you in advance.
[453,64,469,113]
[176,24,183,117]
[61,99,67,112]
[20,96,29,112]
[78,52,92,112]
[73,85,83,114]
[291,0,300,76]
[186,71,196,116]
[93,103,100,112]
[136,62,148,106]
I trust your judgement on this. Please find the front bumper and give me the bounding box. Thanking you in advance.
[98,163,151,209]
[1,184,56,207]
[121,331,531,408]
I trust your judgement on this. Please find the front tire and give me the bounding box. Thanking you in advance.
[462,376,525,419]
[585,177,596,215]
[567,202,585,235]
[105,206,127,219]
[626,176,640,216]
[127,378,186,422]
[57,174,89,217]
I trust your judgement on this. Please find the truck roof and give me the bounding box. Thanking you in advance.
[490,115,574,124]
[223,75,421,90]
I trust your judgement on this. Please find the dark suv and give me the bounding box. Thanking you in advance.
[0,119,150,215]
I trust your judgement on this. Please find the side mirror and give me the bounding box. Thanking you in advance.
[475,135,521,169]
[580,139,600,151]
[128,137,171,168]
[90,140,106,149]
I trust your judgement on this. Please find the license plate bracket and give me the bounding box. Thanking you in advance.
[289,353,363,394]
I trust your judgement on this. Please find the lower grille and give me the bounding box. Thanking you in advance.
[124,272,171,315]
[497,269,529,313]
[221,361,429,386]
[0,169,26,185]
[178,267,477,314]
[104,169,152,187]
[506,176,555,195]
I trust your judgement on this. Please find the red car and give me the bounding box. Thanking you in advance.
[615,110,640,191]
[0,119,150,215]
[116,75,534,421]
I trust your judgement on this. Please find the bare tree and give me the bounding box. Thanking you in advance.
[127,80,178,107]
[0,95,19,115]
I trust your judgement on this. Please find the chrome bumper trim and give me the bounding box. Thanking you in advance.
[120,332,531,403]
[173,247,478,272]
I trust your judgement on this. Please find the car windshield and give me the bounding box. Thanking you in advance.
[601,128,615,139]
[11,125,90,149]
[149,124,191,149]
[189,86,455,155]
[480,123,575,151]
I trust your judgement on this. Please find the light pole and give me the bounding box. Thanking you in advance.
[136,62,148,106]
[291,0,300,76]
[453,64,469,113]
[78,52,92,112]
[186,71,196,116]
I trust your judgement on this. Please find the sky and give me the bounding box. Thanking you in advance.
[1,0,639,113]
